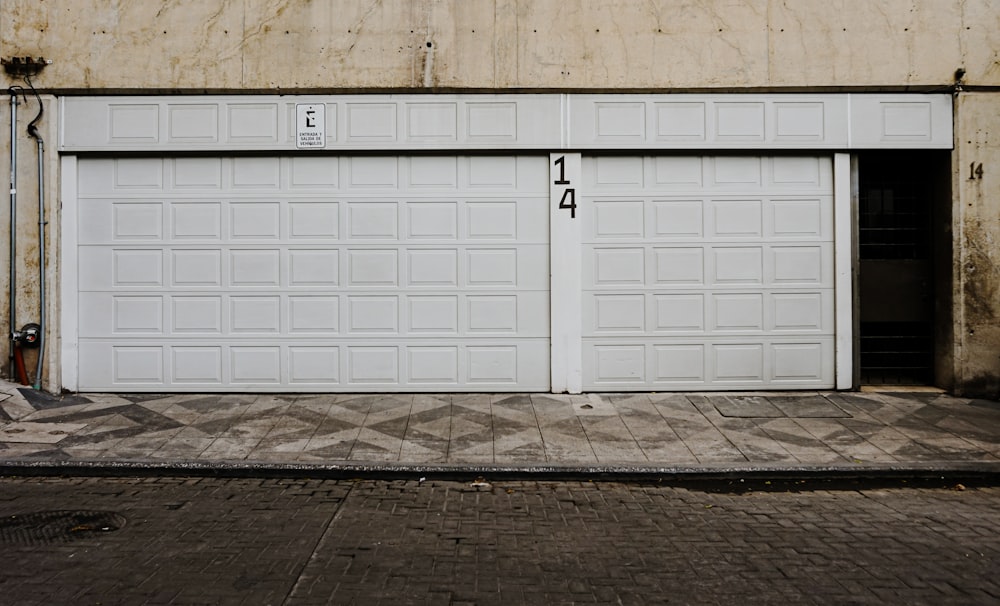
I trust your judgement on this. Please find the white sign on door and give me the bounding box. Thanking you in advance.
[295,104,326,149]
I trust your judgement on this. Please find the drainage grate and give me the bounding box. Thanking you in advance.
[0,510,126,545]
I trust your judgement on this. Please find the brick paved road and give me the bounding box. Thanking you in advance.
[0,477,997,605]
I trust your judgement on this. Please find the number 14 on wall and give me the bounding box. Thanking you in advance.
[551,153,581,219]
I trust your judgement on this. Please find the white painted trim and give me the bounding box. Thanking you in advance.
[59,155,79,392]
[549,152,583,393]
[59,93,954,153]
[834,152,853,390]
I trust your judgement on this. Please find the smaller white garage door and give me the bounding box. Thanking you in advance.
[580,155,835,390]
[74,155,550,391]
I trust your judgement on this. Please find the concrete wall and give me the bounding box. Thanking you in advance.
[0,1,998,397]
[955,92,1000,398]
[0,0,998,91]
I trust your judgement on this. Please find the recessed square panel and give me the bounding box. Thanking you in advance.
[773,343,824,380]
[172,203,221,239]
[654,201,703,237]
[348,347,399,383]
[113,203,162,239]
[593,201,644,238]
[172,250,220,286]
[409,156,458,186]
[110,105,159,143]
[173,158,222,188]
[467,103,517,139]
[347,104,397,141]
[172,297,222,333]
[231,250,280,286]
[230,296,280,333]
[348,250,398,286]
[594,295,645,332]
[408,250,457,286]
[348,203,398,238]
[882,102,932,139]
[654,345,704,381]
[112,297,163,333]
[594,248,644,285]
[654,248,703,284]
[774,103,824,140]
[467,202,516,239]
[348,296,398,333]
[168,105,219,142]
[655,294,704,331]
[595,103,645,139]
[289,296,339,332]
[595,157,643,186]
[713,157,762,185]
[773,294,824,330]
[228,105,278,141]
[290,203,338,238]
[656,103,706,140]
[290,250,338,286]
[593,345,644,382]
[407,347,459,383]
[231,203,280,239]
[772,200,822,237]
[348,157,398,188]
[468,156,516,187]
[232,157,279,187]
[715,103,765,140]
[772,246,823,283]
[713,248,762,284]
[713,294,763,331]
[230,347,280,383]
[408,202,457,239]
[290,156,339,187]
[289,347,339,383]
[713,344,763,381]
[655,157,703,186]
[114,158,163,189]
[468,347,517,383]
[467,296,516,333]
[409,296,458,333]
[114,250,162,286]
[772,157,822,185]
[172,347,222,383]
[467,249,517,285]
[113,347,163,383]
[713,200,762,237]
[406,104,457,140]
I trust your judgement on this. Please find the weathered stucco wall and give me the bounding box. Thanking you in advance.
[1,1,998,396]
[0,0,998,91]
[955,92,1000,399]
[0,95,60,392]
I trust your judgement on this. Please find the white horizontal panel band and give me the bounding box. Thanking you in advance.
[61,94,952,152]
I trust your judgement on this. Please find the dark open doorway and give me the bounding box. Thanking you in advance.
[856,151,952,387]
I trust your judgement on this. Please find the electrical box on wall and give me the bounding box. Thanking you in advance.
[2,56,51,77]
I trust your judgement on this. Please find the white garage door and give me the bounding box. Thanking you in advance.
[581,156,835,390]
[74,155,550,391]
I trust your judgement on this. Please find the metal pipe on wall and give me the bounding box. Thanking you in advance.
[7,89,18,379]
[27,91,46,390]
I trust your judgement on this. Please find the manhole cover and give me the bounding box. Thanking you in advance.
[0,510,126,544]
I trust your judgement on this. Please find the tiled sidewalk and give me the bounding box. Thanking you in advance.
[1,381,999,473]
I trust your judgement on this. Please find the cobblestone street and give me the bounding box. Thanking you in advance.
[1,476,998,605]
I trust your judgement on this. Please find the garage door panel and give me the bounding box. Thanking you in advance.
[77,155,550,391]
[582,155,834,391]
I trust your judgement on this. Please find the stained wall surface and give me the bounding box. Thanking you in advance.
[0,0,998,397]
[1,0,998,91]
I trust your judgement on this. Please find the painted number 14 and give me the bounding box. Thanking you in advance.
[553,155,577,218]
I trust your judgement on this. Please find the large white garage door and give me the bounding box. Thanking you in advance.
[75,155,550,391]
[581,156,835,390]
